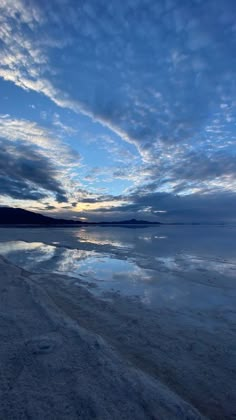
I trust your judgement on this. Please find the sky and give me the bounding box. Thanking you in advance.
[0,0,236,222]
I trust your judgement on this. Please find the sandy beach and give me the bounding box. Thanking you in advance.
[0,251,235,419]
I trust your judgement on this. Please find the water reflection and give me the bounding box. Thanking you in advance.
[74,228,131,248]
[0,241,56,270]
[0,240,158,300]
[0,226,235,307]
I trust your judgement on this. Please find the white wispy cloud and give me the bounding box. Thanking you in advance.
[0,0,236,219]
[0,115,80,166]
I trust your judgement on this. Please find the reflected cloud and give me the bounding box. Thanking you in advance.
[0,241,56,270]
[158,254,236,278]
[73,229,132,249]
[0,226,235,308]
[0,241,55,257]
[138,235,167,241]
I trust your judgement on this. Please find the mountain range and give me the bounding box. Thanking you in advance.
[0,207,161,226]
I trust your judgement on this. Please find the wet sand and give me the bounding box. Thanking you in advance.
[0,255,235,419]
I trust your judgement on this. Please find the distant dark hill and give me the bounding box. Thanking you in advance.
[0,207,161,226]
[98,218,161,225]
[0,207,81,225]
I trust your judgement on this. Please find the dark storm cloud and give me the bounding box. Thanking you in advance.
[0,141,67,202]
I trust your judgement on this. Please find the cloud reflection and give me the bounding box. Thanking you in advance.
[0,225,235,307]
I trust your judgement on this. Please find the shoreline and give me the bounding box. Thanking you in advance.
[0,255,235,418]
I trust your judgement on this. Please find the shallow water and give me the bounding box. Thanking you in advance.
[1,225,235,419]
[0,225,235,310]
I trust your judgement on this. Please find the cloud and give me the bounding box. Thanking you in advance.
[0,0,236,219]
[78,190,236,223]
[0,176,45,201]
[0,141,67,202]
[172,150,236,188]
[41,0,236,162]
[1,0,235,160]
[2,0,235,156]
[0,115,80,167]
[0,115,83,203]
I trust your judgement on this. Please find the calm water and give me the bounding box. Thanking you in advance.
[0,225,235,308]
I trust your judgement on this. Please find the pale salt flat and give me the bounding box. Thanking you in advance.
[0,225,235,418]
